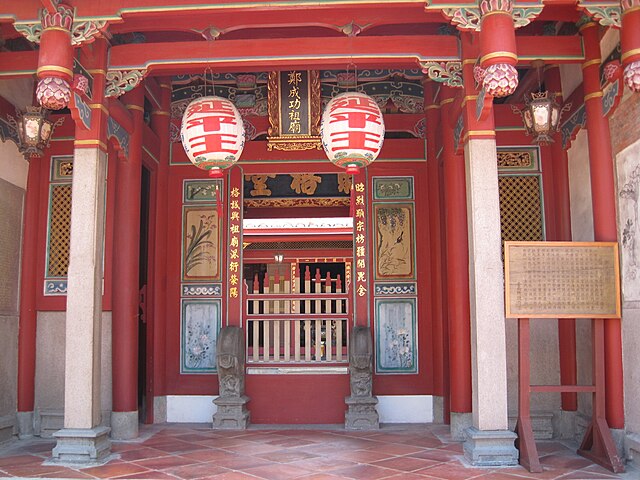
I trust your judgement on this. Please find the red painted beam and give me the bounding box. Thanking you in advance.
[0,51,38,78]
[108,35,459,74]
[110,4,437,36]
[517,36,584,63]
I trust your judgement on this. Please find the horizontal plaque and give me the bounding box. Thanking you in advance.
[504,241,621,319]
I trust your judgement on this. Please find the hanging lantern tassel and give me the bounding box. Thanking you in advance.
[349,179,355,218]
[215,183,223,219]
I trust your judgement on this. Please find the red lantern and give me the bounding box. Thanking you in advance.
[180,96,245,178]
[320,92,384,174]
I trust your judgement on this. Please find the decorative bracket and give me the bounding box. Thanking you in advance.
[337,21,372,36]
[442,7,482,31]
[107,116,130,158]
[561,104,587,149]
[476,88,493,121]
[576,1,622,28]
[105,69,147,98]
[195,25,223,41]
[512,6,544,28]
[14,18,108,46]
[69,92,92,131]
[441,3,544,31]
[0,117,20,149]
[420,61,463,87]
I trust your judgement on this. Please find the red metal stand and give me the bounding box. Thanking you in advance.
[516,317,624,473]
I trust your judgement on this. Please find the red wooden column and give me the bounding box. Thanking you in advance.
[424,81,446,408]
[580,20,625,430]
[545,65,578,412]
[441,86,473,435]
[111,85,144,439]
[16,156,43,439]
[149,79,172,423]
[35,2,73,111]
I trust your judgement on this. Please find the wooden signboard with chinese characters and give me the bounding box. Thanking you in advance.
[267,70,321,151]
[504,241,621,319]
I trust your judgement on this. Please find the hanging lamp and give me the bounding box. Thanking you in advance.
[320,64,384,174]
[180,71,245,178]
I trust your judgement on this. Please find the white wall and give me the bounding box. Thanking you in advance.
[0,140,27,442]
[567,129,595,420]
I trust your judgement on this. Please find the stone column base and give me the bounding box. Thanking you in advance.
[17,411,34,440]
[0,414,16,444]
[212,395,250,430]
[432,396,444,423]
[110,411,138,440]
[345,396,379,430]
[463,427,518,467]
[625,432,640,468]
[50,426,111,465]
[153,396,167,424]
[450,412,473,441]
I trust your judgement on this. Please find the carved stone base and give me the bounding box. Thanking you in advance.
[345,396,379,430]
[463,427,518,467]
[50,426,111,465]
[212,396,250,430]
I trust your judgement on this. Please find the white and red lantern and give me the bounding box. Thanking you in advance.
[180,96,245,178]
[320,92,385,174]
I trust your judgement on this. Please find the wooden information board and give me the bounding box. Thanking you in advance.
[504,241,621,319]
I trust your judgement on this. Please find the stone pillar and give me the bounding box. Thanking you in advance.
[110,85,144,439]
[51,38,111,465]
[460,32,517,466]
[441,87,473,439]
[345,326,378,430]
[213,327,249,429]
[51,146,110,464]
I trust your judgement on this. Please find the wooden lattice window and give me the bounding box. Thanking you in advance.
[47,184,72,277]
[498,175,544,244]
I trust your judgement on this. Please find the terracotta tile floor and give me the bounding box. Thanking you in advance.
[0,424,637,479]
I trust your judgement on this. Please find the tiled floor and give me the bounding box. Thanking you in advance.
[0,424,637,479]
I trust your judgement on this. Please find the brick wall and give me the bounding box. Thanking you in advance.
[609,90,640,155]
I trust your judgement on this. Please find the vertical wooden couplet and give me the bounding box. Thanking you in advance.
[226,167,243,326]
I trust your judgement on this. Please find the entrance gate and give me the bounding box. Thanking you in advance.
[242,262,353,423]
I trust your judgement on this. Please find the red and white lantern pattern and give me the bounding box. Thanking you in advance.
[180,96,245,177]
[321,92,385,174]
